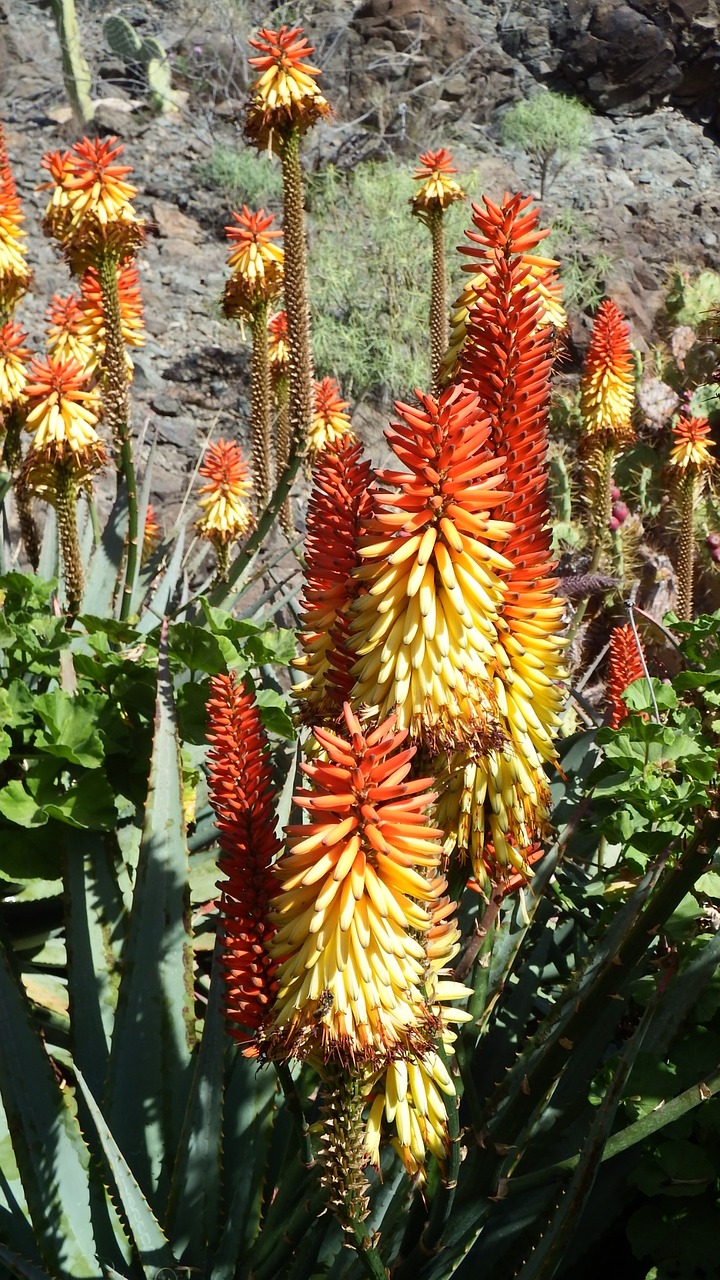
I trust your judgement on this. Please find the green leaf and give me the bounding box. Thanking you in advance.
[0,1244,56,1280]
[34,690,105,768]
[0,937,100,1279]
[623,678,678,713]
[0,782,48,828]
[73,1068,174,1278]
[42,772,117,830]
[83,486,128,618]
[255,687,296,740]
[106,621,195,1207]
[211,1057,278,1278]
[169,624,227,675]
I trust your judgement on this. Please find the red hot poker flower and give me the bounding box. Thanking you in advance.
[207,673,280,1054]
[606,623,646,729]
[580,299,635,444]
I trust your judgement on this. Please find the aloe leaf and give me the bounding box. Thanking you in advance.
[106,622,195,1205]
[136,528,186,634]
[37,508,58,581]
[74,1068,174,1278]
[64,833,125,1100]
[83,487,128,617]
[129,430,158,613]
[211,1056,278,1280]
[0,1244,56,1280]
[165,942,225,1265]
[512,1000,655,1280]
[0,1096,35,1261]
[0,936,100,1279]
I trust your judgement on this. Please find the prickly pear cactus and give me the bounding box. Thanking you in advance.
[103,13,143,62]
[103,14,178,114]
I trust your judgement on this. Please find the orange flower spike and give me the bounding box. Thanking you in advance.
[0,320,30,409]
[668,414,714,473]
[308,376,354,455]
[80,262,145,350]
[606,624,646,729]
[23,353,104,466]
[226,206,284,285]
[141,503,161,565]
[45,293,97,373]
[350,382,515,754]
[207,673,280,1054]
[0,124,31,316]
[58,136,137,229]
[270,703,453,1065]
[294,435,374,723]
[196,438,253,545]
[411,148,465,215]
[247,25,330,135]
[41,138,143,269]
[580,299,635,443]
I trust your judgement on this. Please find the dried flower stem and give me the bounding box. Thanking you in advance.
[429,207,447,394]
[677,471,698,621]
[279,126,314,448]
[250,300,271,511]
[98,251,138,621]
[3,407,39,569]
[55,463,83,617]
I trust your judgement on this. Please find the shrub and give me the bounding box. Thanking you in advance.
[502,90,593,197]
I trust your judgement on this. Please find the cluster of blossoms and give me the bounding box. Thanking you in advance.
[195,438,253,568]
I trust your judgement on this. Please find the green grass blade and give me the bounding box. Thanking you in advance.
[106,622,195,1206]
[73,1068,174,1279]
[0,937,100,1279]
[165,942,225,1266]
[64,833,125,1101]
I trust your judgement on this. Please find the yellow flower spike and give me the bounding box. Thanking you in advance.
[195,438,254,547]
[22,353,104,472]
[45,293,97,374]
[308,376,354,456]
[350,382,515,753]
[580,298,635,445]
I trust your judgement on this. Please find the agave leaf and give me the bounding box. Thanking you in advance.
[165,942,225,1265]
[0,936,100,1279]
[0,1244,57,1280]
[106,622,195,1205]
[83,487,128,617]
[74,1068,174,1279]
[136,528,186,635]
[64,833,125,1100]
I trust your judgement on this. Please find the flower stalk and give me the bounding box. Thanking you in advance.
[54,462,84,617]
[98,250,138,618]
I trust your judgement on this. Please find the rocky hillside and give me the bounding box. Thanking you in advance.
[1,0,719,521]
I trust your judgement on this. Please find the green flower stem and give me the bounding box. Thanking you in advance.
[677,471,698,622]
[98,251,138,622]
[54,463,83,617]
[250,301,271,511]
[2,406,39,569]
[428,207,448,394]
[280,126,314,448]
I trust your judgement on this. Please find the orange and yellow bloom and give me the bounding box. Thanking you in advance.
[0,320,30,411]
[668,414,714,473]
[41,137,144,269]
[606,623,646,729]
[308,376,354,455]
[22,353,104,472]
[410,148,465,218]
[45,293,97,374]
[196,438,253,546]
[245,25,330,143]
[580,299,635,443]
[0,124,31,318]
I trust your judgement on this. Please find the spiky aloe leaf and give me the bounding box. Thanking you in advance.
[105,621,195,1206]
[136,527,185,635]
[129,431,158,615]
[64,832,125,1100]
[0,1096,36,1261]
[0,1244,56,1280]
[210,1057,278,1280]
[0,936,100,1279]
[74,1068,174,1279]
[37,507,58,581]
[83,486,128,617]
[165,943,225,1266]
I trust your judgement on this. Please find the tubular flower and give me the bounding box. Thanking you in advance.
[668,414,714,473]
[80,262,145,353]
[222,208,284,321]
[45,293,97,374]
[294,435,374,724]
[270,704,459,1066]
[0,125,31,317]
[245,25,330,144]
[440,261,567,386]
[308,376,354,455]
[22,353,105,471]
[350,382,514,755]
[410,148,465,219]
[0,320,30,410]
[268,309,290,374]
[606,623,646,729]
[580,299,635,444]
[207,673,280,1054]
[448,193,566,882]
[196,438,253,546]
[41,138,144,268]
